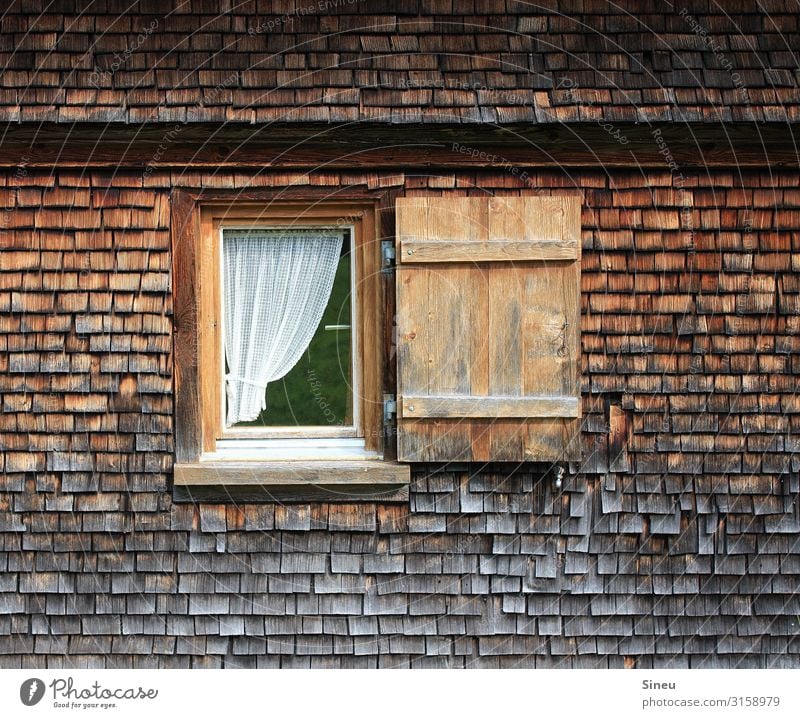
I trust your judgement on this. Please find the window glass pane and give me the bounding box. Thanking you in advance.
[226,231,353,428]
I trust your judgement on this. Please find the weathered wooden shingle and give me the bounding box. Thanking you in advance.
[1,164,799,668]
[0,4,795,125]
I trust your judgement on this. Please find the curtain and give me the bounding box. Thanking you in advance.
[223,228,344,426]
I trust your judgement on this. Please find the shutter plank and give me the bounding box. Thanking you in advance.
[525,196,581,460]
[523,197,581,461]
[427,264,476,460]
[470,262,491,461]
[487,248,524,460]
[429,199,489,461]
[396,248,431,462]
[488,197,581,460]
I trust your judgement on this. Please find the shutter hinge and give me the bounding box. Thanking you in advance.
[381,240,396,271]
[383,394,397,422]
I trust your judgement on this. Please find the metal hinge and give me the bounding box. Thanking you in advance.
[381,240,396,271]
[383,394,397,422]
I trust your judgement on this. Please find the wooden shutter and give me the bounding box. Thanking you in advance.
[395,196,581,462]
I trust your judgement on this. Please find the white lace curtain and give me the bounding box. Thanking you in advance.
[223,228,344,426]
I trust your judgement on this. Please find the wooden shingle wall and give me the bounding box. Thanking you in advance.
[0,1,797,124]
[0,167,799,667]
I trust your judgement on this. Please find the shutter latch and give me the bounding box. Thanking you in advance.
[381,240,396,271]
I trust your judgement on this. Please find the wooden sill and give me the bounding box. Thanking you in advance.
[173,460,410,503]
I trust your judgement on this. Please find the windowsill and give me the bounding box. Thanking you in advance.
[173,457,410,503]
[210,436,379,461]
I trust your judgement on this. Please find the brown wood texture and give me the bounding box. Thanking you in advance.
[171,189,202,463]
[357,206,382,453]
[173,483,410,503]
[399,395,580,418]
[395,195,581,463]
[399,239,579,263]
[396,198,489,461]
[608,402,631,473]
[200,212,220,453]
[174,460,410,486]
[0,123,794,168]
[488,196,582,461]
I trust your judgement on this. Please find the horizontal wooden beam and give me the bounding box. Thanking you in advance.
[399,395,580,419]
[0,122,795,168]
[174,460,410,487]
[399,239,578,263]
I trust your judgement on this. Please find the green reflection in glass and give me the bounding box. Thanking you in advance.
[233,246,352,428]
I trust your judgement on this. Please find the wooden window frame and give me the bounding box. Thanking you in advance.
[171,189,409,501]
[200,204,376,447]
[214,224,359,443]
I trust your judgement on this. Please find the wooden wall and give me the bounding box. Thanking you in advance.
[0,165,798,667]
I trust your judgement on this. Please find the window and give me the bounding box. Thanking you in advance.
[172,191,581,499]
[216,225,359,449]
[218,225,355,434]
[172,193,409,499]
